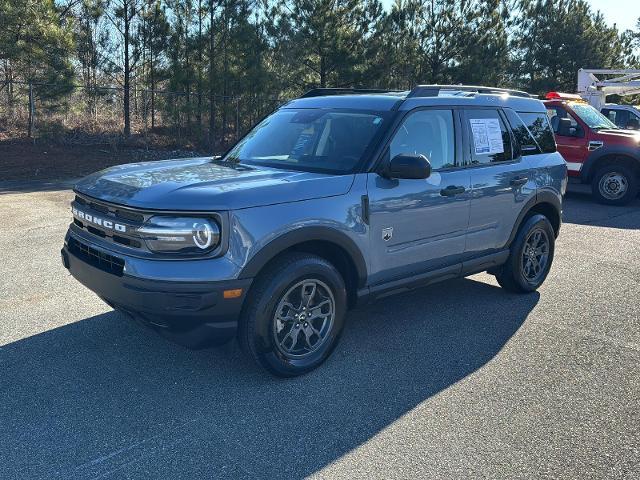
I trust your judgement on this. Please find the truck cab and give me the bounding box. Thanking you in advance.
[601,104,640,130]
[544,92,640,205]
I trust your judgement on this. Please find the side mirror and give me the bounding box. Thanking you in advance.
[558,118,573,136]
[386,153,432,179]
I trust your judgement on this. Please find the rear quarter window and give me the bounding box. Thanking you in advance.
[517,111,557,154]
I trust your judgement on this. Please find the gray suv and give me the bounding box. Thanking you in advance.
[61,85,567,376]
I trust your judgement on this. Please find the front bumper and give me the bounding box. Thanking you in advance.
[61,233,252,348]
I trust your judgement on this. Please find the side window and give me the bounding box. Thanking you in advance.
[602,109,629,128]
[517,112,557,154]
[389,109,455,170]
[465,109,513,164]
[546,106,583,137]
[504,109,541,156]
[618,110,629,128]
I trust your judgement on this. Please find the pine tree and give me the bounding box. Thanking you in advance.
[1,0,636,145]
[512,0,625,94]
[103,0,142,136]
[454,0,510,86]
[139,0,169,129]
[278,0,384,89]
[73,0,111,121]
[0,0,75,87]
[0,0,75,135]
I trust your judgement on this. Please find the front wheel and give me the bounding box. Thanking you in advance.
[496,214,555,293]
[591,165,638,206]
[238,253,347,377]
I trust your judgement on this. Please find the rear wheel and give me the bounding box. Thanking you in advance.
[238,252,347,377]
[496,214,555,293]
[591,165,638,206]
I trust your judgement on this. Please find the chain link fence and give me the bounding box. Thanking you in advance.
[0,81,284,150]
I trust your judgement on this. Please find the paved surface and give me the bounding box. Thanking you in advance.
[0,185,638,479]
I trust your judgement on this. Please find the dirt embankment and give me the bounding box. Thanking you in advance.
[0,138,206,182]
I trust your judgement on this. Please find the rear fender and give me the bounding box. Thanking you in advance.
[505,190,562,247]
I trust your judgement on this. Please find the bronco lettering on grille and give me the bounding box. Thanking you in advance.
[72,207,127,233]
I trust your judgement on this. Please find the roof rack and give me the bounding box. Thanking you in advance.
[300,88,404,98]
[407,85,532,99]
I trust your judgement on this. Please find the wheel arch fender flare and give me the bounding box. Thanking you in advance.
[582,146,640,181]
[506,191,562,247]
[238,227,368,288]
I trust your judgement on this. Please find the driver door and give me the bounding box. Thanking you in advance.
[547,105,587,175]
[366,109,471,286]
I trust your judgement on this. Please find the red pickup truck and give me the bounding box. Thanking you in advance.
[544,92,640,205]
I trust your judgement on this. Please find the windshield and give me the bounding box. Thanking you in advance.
[570,103,618,130]
[222,109,387,173]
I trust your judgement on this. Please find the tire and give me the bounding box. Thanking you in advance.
[591,164,638,206]
[238,252,347,377]
[496,214,555,293]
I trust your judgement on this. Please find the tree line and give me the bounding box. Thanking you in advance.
[1,0,639,146]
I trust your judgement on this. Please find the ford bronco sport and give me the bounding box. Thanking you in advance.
[62,85,566,376]
[544,92,640,205]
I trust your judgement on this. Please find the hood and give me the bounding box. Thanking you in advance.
[593,129,640,142]
[74,157,355,211]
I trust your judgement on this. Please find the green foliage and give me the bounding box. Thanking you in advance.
[511,0,626,94]
[1,0,639,140]
[274,0,384,89]
[375,0,511,87]
[0,0,75,96]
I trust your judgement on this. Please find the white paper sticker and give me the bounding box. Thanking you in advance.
[470,118,504,155]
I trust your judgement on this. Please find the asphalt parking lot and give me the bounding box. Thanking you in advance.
[0,183,638,479]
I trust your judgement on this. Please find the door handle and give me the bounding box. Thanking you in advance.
[510,176,528,187]
[440,185,466,196]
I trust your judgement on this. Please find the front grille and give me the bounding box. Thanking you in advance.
[75,195,145,223]
[68,237,125,276]
[72,194,145,250]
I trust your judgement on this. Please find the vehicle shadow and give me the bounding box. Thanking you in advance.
[562,190,640,229]
[0,277,538,479]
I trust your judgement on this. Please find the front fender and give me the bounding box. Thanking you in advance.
[237,226,368,287]
[582,146,640,181]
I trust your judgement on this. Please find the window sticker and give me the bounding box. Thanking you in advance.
[470,118,504,155]
[290,130,314,158]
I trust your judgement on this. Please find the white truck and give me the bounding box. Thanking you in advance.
[578,69,640,130]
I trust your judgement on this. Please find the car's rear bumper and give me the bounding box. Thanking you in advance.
[61,235,252,349]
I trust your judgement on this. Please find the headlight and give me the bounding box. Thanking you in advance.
[138,216,220,254]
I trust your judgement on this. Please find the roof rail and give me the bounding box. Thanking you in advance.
[408,85,532,99]
[300,88,404,98]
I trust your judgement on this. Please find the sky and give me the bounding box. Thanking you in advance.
[380,0,639,33]
[587,0,639,32]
